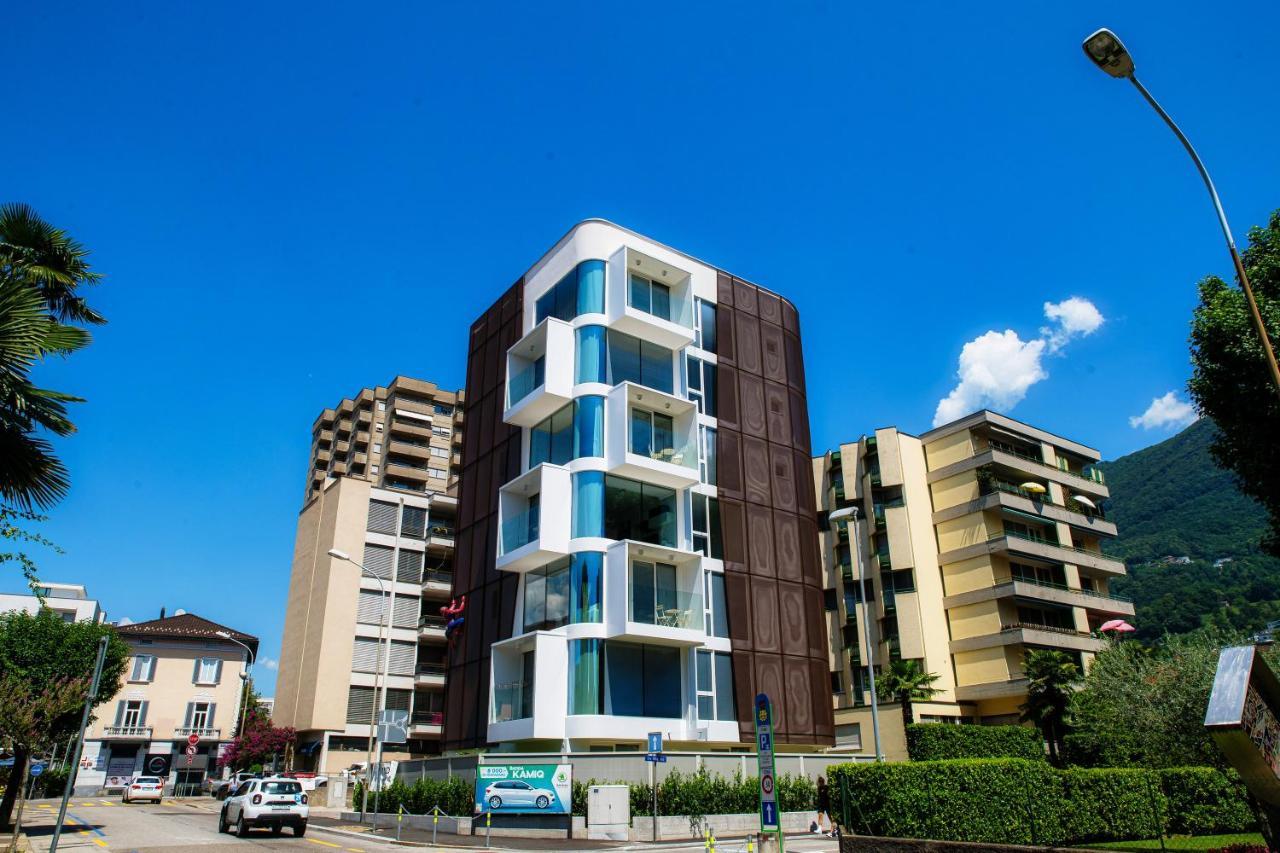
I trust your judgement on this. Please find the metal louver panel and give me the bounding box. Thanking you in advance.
[367,500,398,535]
[351,639,417,676]
[401,506,427,539]
[384,689,412,711]
[362,545,394,580]
[393,596,419,628]
[396,550,423,584]
[352,638,381,672]
[346,686,374,724]
[388,641,416,675]
[357,590,387,625]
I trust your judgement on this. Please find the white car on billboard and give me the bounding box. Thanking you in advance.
[483,779,556,810]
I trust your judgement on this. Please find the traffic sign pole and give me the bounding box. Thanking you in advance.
[753,693,785,853]
[50,636,109,853]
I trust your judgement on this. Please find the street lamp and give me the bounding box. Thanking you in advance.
[214,631,256,747]
[1082,27,1280,401]
[828,505,883,761]
[327,547,394,823]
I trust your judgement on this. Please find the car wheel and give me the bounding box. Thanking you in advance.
[294,822,307,837]
[218,810,227,834]
[489,795,502,809]
[535,795,549,809]
[271,825,283,836]
[235,814,249,838]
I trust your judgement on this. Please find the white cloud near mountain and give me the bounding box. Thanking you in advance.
[1129,391,1197,430]
[933,298,1105,427]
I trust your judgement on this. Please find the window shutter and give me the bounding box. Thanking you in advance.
[351,638,381,673]
[145,655,156,681]
[367,500,398,534]
[192,658,200,683]
[396,549,423,584]
[392,595,418,628]
[400,506,427,539]
[356,591,386,625]
[139,701,150,726]
[184,702,194,728]
[207,703,217,730]
[113,700,125,728]
[362,545,394,580]
[214,659,223,684]
[388,640,416,676]
[346,686,375,724]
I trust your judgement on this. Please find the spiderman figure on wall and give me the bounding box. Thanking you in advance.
[441,595,466,650]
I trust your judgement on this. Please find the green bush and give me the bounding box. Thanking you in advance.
[906,724,1045,761]
[569,770,813,819]
[1059,767,1163,843]
[352,776,472,816]
[1158,767,1255,835]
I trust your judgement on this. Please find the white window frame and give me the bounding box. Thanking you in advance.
[190,701,212,731]
[130,654,156,683]
[377,401,386,412]
[195,657,220,685]
[122,700,144,729]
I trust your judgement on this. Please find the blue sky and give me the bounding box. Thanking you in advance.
[4,2,1277,693]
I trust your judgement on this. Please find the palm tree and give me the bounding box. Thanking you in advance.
[1020,649,1080,763]
[876,659,941,729]
[0,203,102,510]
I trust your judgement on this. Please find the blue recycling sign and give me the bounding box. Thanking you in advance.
[753,693,780,832]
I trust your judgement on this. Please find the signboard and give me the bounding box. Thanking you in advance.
[187,734,200,747]
[754,693,780,832]
[377,709,409,745]
[29,764,44,777]
[1206,645,1280,819]
[474,764,571,815]
[144,753,171,777]
[644,753,667,763]
[647,732,663,753]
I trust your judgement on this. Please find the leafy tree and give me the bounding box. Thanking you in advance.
[0,610,128,830]
[219,703,295,771]
[1019,650,1079,763]
[1066,629,1251,769]
[875,659,940,729]
[1188,209,1280,556]
[0,675,89,841]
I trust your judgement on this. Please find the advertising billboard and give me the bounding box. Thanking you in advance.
[474,763,571,815]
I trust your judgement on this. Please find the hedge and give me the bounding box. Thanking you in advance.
[905,724,1045,762]
[572,770,815,819]
[352,776,472,816]
[828,759,1255,846]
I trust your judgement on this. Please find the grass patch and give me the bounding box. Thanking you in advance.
[1076,832,1266,850]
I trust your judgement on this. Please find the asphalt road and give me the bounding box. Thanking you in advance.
[17,797,398,853]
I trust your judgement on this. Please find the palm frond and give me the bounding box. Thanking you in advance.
[0,423,70,510]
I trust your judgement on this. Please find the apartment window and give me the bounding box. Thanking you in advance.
[375,422,383,432]
[695,649,736,721]
[368,500,398,534]
[530,398,604,467]
[629,273,671,322]
[835,723,862,749]
[433,403,453,416]
[630,409,676,461]
[363,544,394,579]
[1011,561,1066,587]
[1017,604,1075,630]
[606,642,681,718]
[603,475,676,547]
[823,588,838,612]
[400,505,427,539]
[699,427,717,485]
[428,467,447,479]
[694,298,717,352]
[396,549,424,583]
[607,330,673,394]
[185,701,214,733]
[432,425,451,438]
[630,560,679,626]
[373,442,382,454]
[115,699,147,731]
[830,670,844,695]
[377,401,386,412]
[691,493,723,559]
[429,446,449,458]
[371,465,380,475]
[194,657,222,685]
[536,259,606,323]
[130,654,156,682]
[523,558,571,632]
[686,356,717,417]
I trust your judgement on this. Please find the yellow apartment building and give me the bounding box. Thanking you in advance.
[813,410,1132,758]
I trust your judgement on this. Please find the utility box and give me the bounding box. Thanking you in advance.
[587,784,630,841]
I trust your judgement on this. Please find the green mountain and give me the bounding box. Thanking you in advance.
[1101,418,1280,641]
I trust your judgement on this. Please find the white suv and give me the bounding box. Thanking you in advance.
[218,777,308,837]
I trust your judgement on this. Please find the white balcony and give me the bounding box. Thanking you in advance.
[605,540,705,646]
[605,246,696,350]
[605,383,700,490]
[495,464,572,573]
[487,631,569,743]
[504,318,575,428]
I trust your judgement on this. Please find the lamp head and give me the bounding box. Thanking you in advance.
[1082,28,1134,78]
[829,506,859,524]
[327,548,351,561]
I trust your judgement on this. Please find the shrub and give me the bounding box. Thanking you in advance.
[906,724,1045,762]
[1059,767,1163,843]
[352,776,472,816]
[1158,767,1255,835]
[570,771,812,819]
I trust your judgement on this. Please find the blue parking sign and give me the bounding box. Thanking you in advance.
[753,693,780,832]
[647,732,663,753]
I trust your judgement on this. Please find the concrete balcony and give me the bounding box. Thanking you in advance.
[604,383,700,490]
[495,464,571,573]
[421,569,453,599]
[418,614,447,642]
[504,318,575,428]
[944,578,1135,617]
[949,623,1106,655]
[605,540,705,647]
[174,726,221,739]
[389,419,434,440]
[928,446,1109,500]
[103,726,152,739]
[954,678,1031,702]
[410,711,443,736]
[605,246,696,350]
[414,662,446,687]
[935,490,1118,539]
[939,531,1126,578]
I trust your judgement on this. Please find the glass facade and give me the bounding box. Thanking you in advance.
[529,396,605,467]
[574,326,674,394]
[536,260,606,323]
[603,475,677,546]
[571,471,605,538]
[568,638,601,715]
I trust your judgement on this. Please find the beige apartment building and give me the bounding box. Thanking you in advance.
[77,612,257,795]
[275,376,463,774]
[814,410,1132,759]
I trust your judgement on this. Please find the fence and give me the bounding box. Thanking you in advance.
[392,749,870,787]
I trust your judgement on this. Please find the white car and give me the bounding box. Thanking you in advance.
[484,779,556,810]
[218,777,308,837]
[122,775,164,804]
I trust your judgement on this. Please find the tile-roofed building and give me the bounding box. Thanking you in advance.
[118,612,258,652]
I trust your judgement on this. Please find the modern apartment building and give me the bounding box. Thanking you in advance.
[814,410,1131,758]
[446,219,833,752]
[275,376,464,774]
[78,612,257,795]
[0,581,105,623]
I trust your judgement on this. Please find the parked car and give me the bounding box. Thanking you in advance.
[483,779,556,810]
[122,775,164,804]
[218,777,308,837]
[210,771,258,800]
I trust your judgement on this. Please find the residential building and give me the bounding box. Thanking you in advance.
[0,582,105,623]
[446,219,833,752]
[77,612,257,795]
[814,411,1130,758]
[275,376,463,773]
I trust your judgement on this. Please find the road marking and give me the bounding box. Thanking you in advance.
[92,840,107,848]
[346,847,365,852]
[306,839,342,848]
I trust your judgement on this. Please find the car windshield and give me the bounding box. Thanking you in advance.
[261,781,302,795]
[136,777,161,784]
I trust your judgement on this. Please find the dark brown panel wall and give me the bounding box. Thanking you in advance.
[715,272,835,745]
[443,279,524,752]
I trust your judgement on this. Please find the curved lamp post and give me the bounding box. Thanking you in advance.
[214,630,256,744]
[1082,28,1280,401]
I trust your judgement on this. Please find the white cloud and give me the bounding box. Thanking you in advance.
[933,297,1105,427]
[259,656,279,672]
[1129,391,1197,430]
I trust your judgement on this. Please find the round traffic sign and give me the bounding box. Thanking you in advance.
[761,773,773,795]
[187,734,200,746]
[185,745,197,756]
[30,764,44,777]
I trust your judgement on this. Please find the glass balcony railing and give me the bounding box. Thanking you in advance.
[507,362,542,407]
[491,680,532,723]
[500,508,539,554]
[631,439,699,470]
[630,586,704,630]
[412,711,444,727]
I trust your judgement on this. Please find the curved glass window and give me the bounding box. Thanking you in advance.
[572,471,605,538]
[536,260,606,323]
[574,395,604,458]
[529,397,605,468]
[568,639,601,715]
[576,325,607,384]
[575,326,673,394]
[571,551,603,623]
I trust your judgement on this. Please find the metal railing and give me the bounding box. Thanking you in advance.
[423,569,453,586]
[419,614,448,631]
[411,711,444,727]
[104,726,152,737]
[174,726,220,737]
[1001,621,1092,638]
[994,529,1117,562]
[416,662,446,677]
[1004,576,1132,603]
